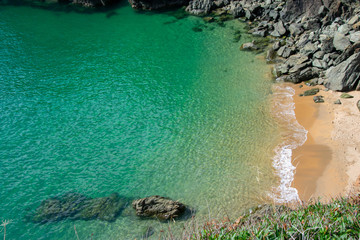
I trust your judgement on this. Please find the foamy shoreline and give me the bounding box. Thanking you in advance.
[280,83,360,202]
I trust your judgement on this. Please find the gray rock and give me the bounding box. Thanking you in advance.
[213,0,229,8]
[252,30,267,37]
[228,2,245,18]
[325,52,360,91]
[282,47,294,58]
[282,67,320,83]
[314,51,325,59]
[338,24,351,35]
[296,33,310,48]
[271,21,286,37]
[301,42,318,54]
[333,32,351,51]
[334,42,360,65]
[132,196,186,220]
[303,18,321,31]
[240,42,258,51]
[245,9,253,20]
[334,99,342,104]
[318,5,327,16]
[289,62,309,73]
[269,10,279,20]
[313,95,324,103]
[277,46,286,56]
[281,0,324,22]
[275,64,289,75]
[357,100,360,111]
[273,41,281,51]
[312,59,325,69]
[349,32,360,43]
[321,37,334,53]
[289,23,304,36]
[186,0,213,15]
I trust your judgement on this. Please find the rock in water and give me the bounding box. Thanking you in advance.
[132,196,186,220]
[32,192,128,223]
[325,53,360,91]
[357,100,360,111]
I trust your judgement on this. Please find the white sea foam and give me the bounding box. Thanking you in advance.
[270,85,308,203]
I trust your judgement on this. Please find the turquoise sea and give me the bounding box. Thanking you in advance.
[0,3,283,239]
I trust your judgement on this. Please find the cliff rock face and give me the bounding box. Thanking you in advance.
[185,0,213,15]
[281,0,351,22]
[325,52,360,91]
[128,0,189,10]
[281,0,324,21]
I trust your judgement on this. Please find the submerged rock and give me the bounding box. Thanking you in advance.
[32,192,128,223]
[334,99,342,104]
[240,42,258,51]
[132,195,186,220]
[357,100,360,111]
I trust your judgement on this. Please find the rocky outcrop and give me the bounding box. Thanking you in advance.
[31,192,128,223]
[128,0,189,10]
[325,52,360,91]
[185,0,213,15]
[132,195,186,220]
[281,0,324,22]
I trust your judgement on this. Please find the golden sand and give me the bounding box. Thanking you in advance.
[290,84,360,202]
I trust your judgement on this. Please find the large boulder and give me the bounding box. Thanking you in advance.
[280,67,320,83]
[281,0,324,22]
[185,0,213,15]
[129,0,188,10]
[333,32,351,51]
[31,192,128,223]
[270,21,287,37]
[325,52,360,91]
[132,196,186,220]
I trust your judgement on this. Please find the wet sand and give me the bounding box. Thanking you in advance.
[290,84,360,202]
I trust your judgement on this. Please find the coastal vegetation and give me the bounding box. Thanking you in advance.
[191,195,360,239]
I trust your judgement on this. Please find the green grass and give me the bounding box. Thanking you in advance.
[191,195,360,239]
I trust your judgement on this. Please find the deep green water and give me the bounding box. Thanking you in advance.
[0,4,281,239]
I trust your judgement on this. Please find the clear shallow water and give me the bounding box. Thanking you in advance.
[1,4,280,239]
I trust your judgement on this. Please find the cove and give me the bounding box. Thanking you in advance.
[0,4,280,239]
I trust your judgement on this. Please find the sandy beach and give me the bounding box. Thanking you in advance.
[289,84,360,202]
